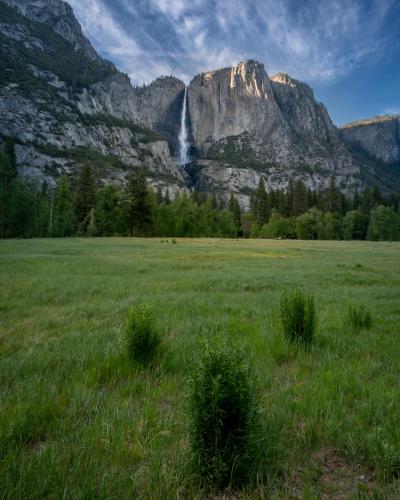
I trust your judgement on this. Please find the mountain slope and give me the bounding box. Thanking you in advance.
[185,60,399,206]
[341,115,400,164]
[0,0,186,193]
[0,0,398,204]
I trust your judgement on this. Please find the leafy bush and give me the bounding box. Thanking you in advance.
[280,288,316,344]
[347,303,372,331]
[124,305,161,365]
[187,341,260,488]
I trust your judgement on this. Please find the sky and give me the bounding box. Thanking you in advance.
[67,0,400,125]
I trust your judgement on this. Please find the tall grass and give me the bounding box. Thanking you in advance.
[347,303,372,331]
[187,341,261,489]
[124,304,161,365]
[280,287,316,344]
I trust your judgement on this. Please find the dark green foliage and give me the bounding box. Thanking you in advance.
[280,288,316,344]
[94,185,123,236]
[253,178,269,226]
[343,210,369,240]
[124,304,161,365]
[347,304,372,331]
[295,208,322,240]
[367,205,400,241]
[292,179,308,216]
[123,171,153,236]
[187,341,260,488]
[261,209,295,238]
[52,176,73,237]
[73,163,96,234]
[228,193,241,231]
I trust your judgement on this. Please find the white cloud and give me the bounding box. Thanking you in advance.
[66,0,397,86]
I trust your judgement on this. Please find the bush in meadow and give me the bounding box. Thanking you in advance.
[124,304,161,365]
[280,287,315,344]
[187,341,260,489]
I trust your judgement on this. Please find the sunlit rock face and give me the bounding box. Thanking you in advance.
[187,61,285,157]
[186,60,365,204]
[341,116,400,164]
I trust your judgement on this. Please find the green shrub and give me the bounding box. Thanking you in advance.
[172,238,177,244]
[124,304,161,365]
[187,341,260,488]
[347,303,372,331]
[280,288,315,344]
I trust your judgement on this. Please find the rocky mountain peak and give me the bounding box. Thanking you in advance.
[3,0,100,60]
[229,60,272,99]
[341,115,400,164]
[271,72,315,100]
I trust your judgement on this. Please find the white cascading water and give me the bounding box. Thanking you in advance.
[178,86,189,167]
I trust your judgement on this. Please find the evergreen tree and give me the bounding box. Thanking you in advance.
[325,176,339,213]
[123,171,153,236]
[228,193,241,231]
[34,182,51,237]
[283,179,295,216]
[254,177,269,225]
[52,176,73,237]
[156,188,164,206]
[95,185,122,236]
[73,163,95,234]
[292,180,308,216]
[0,140,19,238]
[352,190,361,210]
[371,186,382,207]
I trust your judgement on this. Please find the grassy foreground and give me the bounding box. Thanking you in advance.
[1,238,400,498]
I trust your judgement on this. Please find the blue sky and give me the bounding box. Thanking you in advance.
[67,0,400,125]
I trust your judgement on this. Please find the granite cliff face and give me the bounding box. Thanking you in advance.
[3,0,100,60]
[186,61,368,205]
[0,0,187,194]
[341,115,400,164]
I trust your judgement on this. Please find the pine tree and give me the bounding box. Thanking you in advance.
[325,176,338,213]
[73,163,95,234]
[0,140,19,238]
[292,180,308,216]
[52,176,73,237]
[353,190,361,210]
[371,186,382,207]
[254,177,269,225]
[4,138,17,176]
[228,193,241,229]
[156,188,164,205]
[95,185,122,236]
[123,171,153,236]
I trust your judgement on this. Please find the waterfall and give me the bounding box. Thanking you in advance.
[178,86,189,167]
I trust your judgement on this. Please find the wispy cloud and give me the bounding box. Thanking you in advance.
[66,0,398,86]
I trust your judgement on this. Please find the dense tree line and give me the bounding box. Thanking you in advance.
[1,141,400,240]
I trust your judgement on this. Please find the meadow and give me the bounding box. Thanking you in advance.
[1,237,400,498]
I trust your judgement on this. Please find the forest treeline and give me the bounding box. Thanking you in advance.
[1,140,400,240]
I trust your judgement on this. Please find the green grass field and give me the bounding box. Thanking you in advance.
[1,238,400,498]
